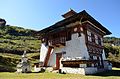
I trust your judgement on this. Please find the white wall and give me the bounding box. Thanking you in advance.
[61,67,85,74]
[102,50,107,60]
[48,33,89,67]
[47,49,56,66]
[40,43,48,62]
[64,33,89,59]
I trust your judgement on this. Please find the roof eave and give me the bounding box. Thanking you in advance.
[37,10,112,36]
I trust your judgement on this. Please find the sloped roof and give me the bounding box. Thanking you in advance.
[38,10,111,35]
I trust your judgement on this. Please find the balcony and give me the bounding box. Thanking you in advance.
[49,37,66,47]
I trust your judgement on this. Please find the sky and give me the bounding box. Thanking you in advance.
[0,0,120,37]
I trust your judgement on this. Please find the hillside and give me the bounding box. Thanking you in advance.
[0,25,40,54]
[0,25,35,38]
[0,23,40,72]
[104,37,120,67]
[104,37,120,46]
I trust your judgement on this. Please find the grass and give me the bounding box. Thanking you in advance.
[0,68,120,79]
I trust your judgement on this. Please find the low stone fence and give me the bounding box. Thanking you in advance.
[61,67,97,75]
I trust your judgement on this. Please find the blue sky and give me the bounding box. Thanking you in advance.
[0,0,120,37]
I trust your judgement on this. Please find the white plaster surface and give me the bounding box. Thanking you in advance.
[102,50,107,60]
[61,67,97,75]
[64,33,89,59]
[47,49,56,66]
[40,43,48,62]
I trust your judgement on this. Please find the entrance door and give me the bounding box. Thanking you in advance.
[56,53,62,70]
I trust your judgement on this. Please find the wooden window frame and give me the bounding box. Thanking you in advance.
[66,30,71,41]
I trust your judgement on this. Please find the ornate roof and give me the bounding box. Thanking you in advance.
[37,10,111,36]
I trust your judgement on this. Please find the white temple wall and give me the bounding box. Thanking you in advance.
[40,43,48,62]
[64,33,89,59]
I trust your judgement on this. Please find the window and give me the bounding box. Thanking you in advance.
[101,38,103,46]
[91,33,95,43]
[66,31,71,41]
[98,37,101,45]
[63,64,79,68]
[87,31,92,42]
[90,55,93,60]
[95,35,98,44]
[94,35,103,45]
[93,56,97,60]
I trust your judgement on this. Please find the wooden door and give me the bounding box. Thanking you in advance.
[56,53,62,70]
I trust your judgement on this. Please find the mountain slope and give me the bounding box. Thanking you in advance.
[0,25,40,55]
[0,25,40,72]
[0,25,35,38]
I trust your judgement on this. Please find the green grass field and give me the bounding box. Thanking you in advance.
[0,68,120,79]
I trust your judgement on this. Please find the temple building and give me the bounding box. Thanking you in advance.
[37,9,112,75]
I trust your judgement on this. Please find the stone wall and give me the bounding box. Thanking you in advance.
[61,67,98,75]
